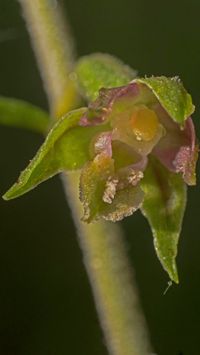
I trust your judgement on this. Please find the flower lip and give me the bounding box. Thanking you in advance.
[130,106,159,142]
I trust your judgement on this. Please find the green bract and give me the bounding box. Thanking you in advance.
[75,53,137,101]
[141,157,187,283]
[3,108,108,200]
[2,53,198,282]
[137,76,195,125]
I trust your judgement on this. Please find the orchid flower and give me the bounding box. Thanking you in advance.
[3,54,198,282]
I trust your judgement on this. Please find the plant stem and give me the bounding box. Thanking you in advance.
[18,0,77,117]
[18,1,152,354]
[64,173,152,355]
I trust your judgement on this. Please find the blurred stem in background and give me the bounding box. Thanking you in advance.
[17,0,152,354]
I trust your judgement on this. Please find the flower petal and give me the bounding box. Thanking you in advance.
[83,83,166,156]
[80,151,145,222]
[152,104,198,185]
[81,82,152,125]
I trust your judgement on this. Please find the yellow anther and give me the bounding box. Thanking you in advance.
[130,106,159,141]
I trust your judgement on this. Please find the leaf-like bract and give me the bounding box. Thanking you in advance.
[136,77,194,124]
[3,108,105,200]
[141,157,187,283]
[75,53,137,101]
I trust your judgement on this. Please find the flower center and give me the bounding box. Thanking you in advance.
[130,106,159,141]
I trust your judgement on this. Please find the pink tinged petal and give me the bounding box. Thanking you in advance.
[79,87,124,126]
[89,83,140,121]
[81,82,165,156]
[93,131,113,157]
[153,104,198,185]
[80,82,153,126]
[173,143,198,186]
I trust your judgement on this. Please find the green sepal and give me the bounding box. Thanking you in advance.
[136,76,194,124]
[0,97,50,134]
[101,185,144,222]
[140,157,187,283]
[75,53,137,101]
[80,153,115,222]
[3,108,105,200]
[80,153,144,222]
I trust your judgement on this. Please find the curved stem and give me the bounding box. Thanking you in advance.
[18,1,152,354]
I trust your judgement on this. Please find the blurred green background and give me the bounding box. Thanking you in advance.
[0,0,200,354]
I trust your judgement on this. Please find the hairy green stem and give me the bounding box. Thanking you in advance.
[18,1,152,354]
[64,173,151,355]
[18,0,77,117]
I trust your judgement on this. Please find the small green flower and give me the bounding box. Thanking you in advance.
[78,78,197,222]
[3,54,198,282]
